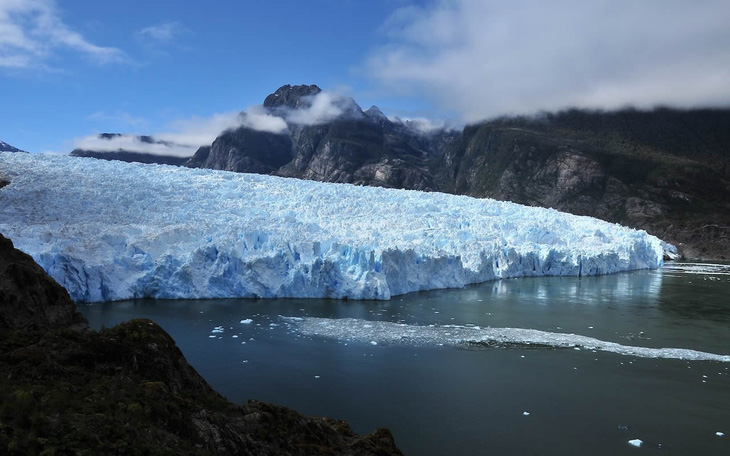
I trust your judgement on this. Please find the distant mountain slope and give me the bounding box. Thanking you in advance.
[188,88,729,259]
[0,140,27,153]
[434,108,730,259]
[70,133,190,166]
[186,84,457,191]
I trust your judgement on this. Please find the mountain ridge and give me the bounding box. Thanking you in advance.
[61,85,730,259]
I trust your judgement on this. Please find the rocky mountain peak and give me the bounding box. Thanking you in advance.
[0,140,28,153]
[364,105,391,126]
[263,84,322,109]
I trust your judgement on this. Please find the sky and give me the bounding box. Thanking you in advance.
[1,0,729,155]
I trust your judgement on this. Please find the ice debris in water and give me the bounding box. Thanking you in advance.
[628,439,643,447]
[282,317,730,362]
[523,412,530,416]
[717,432,725,437]
[662,263,730,276]
[0,152,667,302]
[240,319,253,324]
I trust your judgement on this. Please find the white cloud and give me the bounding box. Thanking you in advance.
[135,21,187,44]
[241,106,288,134]
[392,116,449,134]
[73,134,197,157]
[157,111,245,148]
[73,111,245,157]
[0,0,125,69]
[367,0,730,122]
[286,92,356,125]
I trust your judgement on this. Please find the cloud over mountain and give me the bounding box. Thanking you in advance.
[367,0,730,122]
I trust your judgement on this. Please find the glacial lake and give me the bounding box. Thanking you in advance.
[81,263,730,455]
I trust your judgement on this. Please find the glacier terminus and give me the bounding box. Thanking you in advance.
[0,152,668,302]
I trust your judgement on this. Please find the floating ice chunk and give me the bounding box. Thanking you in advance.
[240,319,253,324]
[717,432,725,437]
[662,263,730,276]
[523,411,530,416]
[283,317,730,362]
[0,152,667,302]
[628,439,643,447]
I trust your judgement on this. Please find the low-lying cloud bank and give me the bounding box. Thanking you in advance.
[367,0,730,123]
[72,90,446,157]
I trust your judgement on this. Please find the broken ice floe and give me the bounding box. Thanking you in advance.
[628,439,643,447]
[662,263,730,276]
[281,317,730,362]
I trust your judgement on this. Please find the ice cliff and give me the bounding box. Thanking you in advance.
[0,152,665,302]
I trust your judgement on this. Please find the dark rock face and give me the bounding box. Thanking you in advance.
[71,149,189,166]
[263,84,322,110]
[192,84,454,191]
[188,127,293,174]
[0,235,402,454]
[70,133,190,166]
[278,119,439,190]
[435,109,730,259]
[0,141,27,153]
[0,234,88,332]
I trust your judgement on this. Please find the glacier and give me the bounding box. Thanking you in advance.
[0,152,665,302]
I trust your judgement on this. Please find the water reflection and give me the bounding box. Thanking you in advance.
[78,268,730,456]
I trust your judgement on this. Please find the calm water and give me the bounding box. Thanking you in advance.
[81,264,730,455]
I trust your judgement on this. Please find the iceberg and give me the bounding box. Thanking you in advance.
[0,152,665,302]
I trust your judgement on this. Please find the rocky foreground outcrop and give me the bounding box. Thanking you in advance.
[0,234,402,455]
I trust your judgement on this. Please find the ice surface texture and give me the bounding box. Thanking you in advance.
[283,317,730,362]
[0,153,664,302]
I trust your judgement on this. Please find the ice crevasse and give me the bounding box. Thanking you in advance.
[0,152,667,302]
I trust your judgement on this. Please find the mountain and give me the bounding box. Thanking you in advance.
[70,133,190,166]
[187,88,728,259]
[433,108,730,259]
[0,140,27,153]
[0,233,402,455]
[186,84,457,191]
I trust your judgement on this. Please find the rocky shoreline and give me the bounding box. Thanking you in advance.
[0,234,402,455]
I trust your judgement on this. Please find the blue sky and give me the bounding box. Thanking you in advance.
[2,0,729,154]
